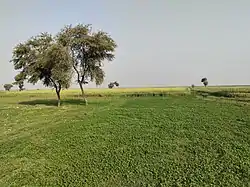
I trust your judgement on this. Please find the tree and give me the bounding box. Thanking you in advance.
[108,81,119,89]
[17,82,24,91]
[10,33,72,106]
[4,84,13,91]
[57,24,117,104]
[13,72,25,91]
[108,82,114,89]
[114,81,119,87]
[201,78,208,87]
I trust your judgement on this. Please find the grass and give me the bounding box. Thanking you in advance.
[0,87,250,186]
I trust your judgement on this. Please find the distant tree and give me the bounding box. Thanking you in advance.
[18,82,24,91]
[108,82,114,89]
[108,81,119,89]
[201,78,208,87]
[10,33,72,106]
[201,78,207,82]
[114,81,119,87]
[57,24,117,104]
[4,84,13,91]
[13,72,25,91]
[191,84,195,89]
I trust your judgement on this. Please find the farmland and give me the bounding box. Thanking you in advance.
[0,86,250,186]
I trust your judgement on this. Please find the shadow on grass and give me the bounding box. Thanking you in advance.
[19,99,87,106]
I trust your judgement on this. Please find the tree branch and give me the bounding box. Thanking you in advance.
[71,47,81,83]
[49,77,58,91]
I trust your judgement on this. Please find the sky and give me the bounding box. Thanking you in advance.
[1,0,250,89]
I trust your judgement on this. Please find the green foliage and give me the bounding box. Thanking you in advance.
[108,81,119,89]
[108,82,114,89]
[10,33,72,106]
[201,78,208,87]
[3,84,13,91]
[13,72,26,91]
[203,80,208,87]
[113,81,119,87]
[41,43,72,89]
[0,95,249,186]
[15,81,24,91]
[57,24,117,100]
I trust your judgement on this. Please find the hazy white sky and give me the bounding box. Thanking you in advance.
[1,0,250,89]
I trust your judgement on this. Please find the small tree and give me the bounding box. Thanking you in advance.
[13,72,25,91]
[4,84,13,91]
[108,82,114,89]
[10,33,72,106]
[114,81,119,87]
[108,81,119,89]
[17,82,24,91]
[201,78,208,87]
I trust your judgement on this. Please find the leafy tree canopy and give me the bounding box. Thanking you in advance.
[3,84,13,91]
[10,33,72,106]
[201,77,208,87]
[201,78,207,82]
[57,24,117,103]
[108,81,119,89]
[13,72,26,91]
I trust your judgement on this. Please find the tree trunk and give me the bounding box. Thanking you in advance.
[79,82,88,105]
[50,79,61,107]
[56,90,61,107]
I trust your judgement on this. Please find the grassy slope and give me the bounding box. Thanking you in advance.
[0,92,250,186]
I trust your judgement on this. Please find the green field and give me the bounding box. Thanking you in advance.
[0,87,250,186]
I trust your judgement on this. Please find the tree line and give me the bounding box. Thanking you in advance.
[8,23,117,106]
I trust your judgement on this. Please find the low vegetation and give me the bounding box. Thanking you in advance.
[13,73,25,91]
[0,87,249,186]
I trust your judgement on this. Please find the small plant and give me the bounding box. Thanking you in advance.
[4,84,13,91]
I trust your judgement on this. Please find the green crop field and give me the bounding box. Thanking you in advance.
[0,87,250,186]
